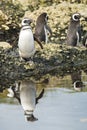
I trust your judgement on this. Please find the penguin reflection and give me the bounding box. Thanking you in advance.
[71,71,84,91]
[7,80,44,122]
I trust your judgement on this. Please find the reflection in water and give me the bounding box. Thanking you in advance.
[7,80,44,122]
[71,70,85,91]
[73,81,83,91]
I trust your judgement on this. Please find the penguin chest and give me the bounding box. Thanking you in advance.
[18,29,35,58]
[20,87,36,111]
[44,26,48,44]
[76,31,80,45]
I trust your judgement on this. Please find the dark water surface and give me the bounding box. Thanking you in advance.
[0,72,87,130]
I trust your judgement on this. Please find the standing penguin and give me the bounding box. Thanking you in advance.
[67,13,82,46]
[34,12,52,44]
[18,18,35,61]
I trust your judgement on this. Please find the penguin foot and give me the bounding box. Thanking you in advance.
[19,57,34,66]
[20,57,33,62]
[27,60,34,66]
[19,57,26,62]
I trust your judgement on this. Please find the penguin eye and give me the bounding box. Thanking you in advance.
[24,20,28,23]
[74,15,79,20]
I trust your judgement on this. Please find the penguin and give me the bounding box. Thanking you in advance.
[67,13,82,46]
[82,32,87,47]
[7,80,44,122]
[18,18,36,61]
[34,12,52,44]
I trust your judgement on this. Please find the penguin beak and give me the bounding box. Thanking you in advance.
[77,14,81,19]
[28,19,33,24]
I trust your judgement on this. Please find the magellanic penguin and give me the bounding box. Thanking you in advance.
[34,12,52,44]
[67,13,82,46]
[7,80,44,122]
[18,18,36,61]
[82,32,87,47]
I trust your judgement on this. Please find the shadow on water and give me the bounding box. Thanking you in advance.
[0,70,87,130]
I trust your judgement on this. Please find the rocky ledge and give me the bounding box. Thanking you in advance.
[0,43,87,88]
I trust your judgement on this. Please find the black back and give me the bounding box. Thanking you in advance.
[34,13,48,42]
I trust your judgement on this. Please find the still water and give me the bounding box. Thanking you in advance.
[0,72,87,130]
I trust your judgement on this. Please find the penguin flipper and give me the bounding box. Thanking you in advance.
[34,34,43,49]
[15,95,21,104]
[83,36,86,46]
[82,33,87,47]
[45,25,52,35]
[36,88,44,104]
[77,26,82,42]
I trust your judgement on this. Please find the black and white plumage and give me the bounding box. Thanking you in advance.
[7,80,44,122]
[19,80,38,121]
[82,33,87,47]
[34,12,52,44]
[67,13,82,46]
[18,18,35,61]
[20,81,44,121]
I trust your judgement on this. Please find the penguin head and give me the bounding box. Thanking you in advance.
[71,13,81,22]
[21,18,33,26]
[24,110,38,122]
[36,12,48,25]
[74,80,83,91]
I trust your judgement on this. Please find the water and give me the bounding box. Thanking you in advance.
[0,73,87,130]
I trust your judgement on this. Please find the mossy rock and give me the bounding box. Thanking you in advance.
[0,43,87,88]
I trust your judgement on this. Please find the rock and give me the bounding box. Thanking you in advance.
[0,43,87,88]
[0,42,12,49]
[0,1,87,89]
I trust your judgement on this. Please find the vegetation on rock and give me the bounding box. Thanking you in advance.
[0,0,24,45]
[0,44,87,88]
[0,0,87,45]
